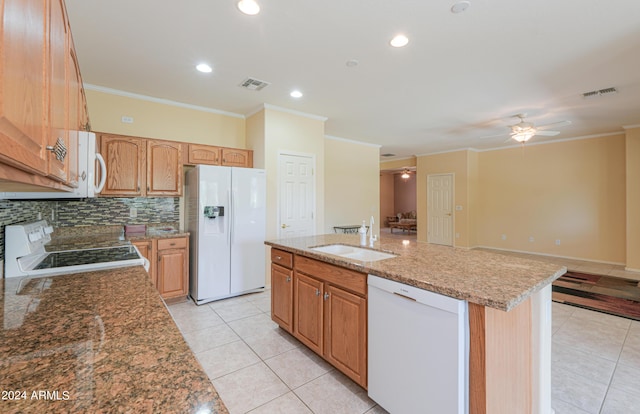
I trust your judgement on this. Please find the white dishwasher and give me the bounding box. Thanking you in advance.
[368,275,469,414]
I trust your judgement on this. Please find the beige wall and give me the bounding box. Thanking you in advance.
[263,107,326,241]
[85,89,246,147]
[417,150,473,247]
[380,173,395,226]
[324,137,380,235]
[626,127,640,270]
[246,110,266,168]
[476,136,626,263]
[380,157,416,170]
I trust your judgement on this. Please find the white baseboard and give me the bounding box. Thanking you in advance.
[625,267,640,273]
[472,245,626,267]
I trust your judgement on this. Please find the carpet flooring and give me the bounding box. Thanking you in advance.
[552,271,640,321]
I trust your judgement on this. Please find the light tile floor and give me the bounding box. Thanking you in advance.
[168,250,640,414]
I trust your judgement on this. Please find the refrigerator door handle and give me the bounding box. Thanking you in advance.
[228,188,233,246]
[231,188,237,245]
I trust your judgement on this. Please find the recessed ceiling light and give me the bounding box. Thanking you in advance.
[196,63,212,73]
[451,1,470,14]
[346,59,359,67]
[290,90,303,98]
[237,0,260,15]
[390,34,409,48]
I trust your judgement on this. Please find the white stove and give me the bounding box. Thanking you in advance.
[4,220,146,278]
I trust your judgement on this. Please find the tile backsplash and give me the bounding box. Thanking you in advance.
[0,197,179,261]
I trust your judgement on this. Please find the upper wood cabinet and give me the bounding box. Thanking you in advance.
[0,0,89,189]
[147,140,182,196]
[100,134,146,196]
[186,144,253,168]
[221,148,253,167]
[188,144,220,165]
[98,133,183,197]
[0,0,49,176]
[47,0,70,184]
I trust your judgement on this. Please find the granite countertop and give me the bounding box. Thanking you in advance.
[45,224,189,251]
[265,234,566,311]
[0,267,227,413]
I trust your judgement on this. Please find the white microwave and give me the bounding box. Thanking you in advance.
[0,131,106,199]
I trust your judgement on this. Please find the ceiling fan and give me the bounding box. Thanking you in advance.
[486,114,572,143]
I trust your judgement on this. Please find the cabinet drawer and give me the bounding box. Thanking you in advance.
[158,237,187,250]
[271,248,293,269]
[295,255,366,296]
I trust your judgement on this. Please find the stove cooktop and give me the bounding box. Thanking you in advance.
[34,246,141,270]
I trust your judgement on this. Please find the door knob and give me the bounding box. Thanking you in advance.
[281,224,289,229]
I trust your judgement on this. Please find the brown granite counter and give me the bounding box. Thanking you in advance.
[0,267,227,413]
[45,224,189,251]
[265,234,566,311]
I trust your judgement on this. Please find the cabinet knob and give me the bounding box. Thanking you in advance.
[275,255,282,260]
[46,137,68,161]
[315,289,320,296]
[323,292,329,300]
[147,186,150,192]
[286,276,291,282]
[170,243,176,246]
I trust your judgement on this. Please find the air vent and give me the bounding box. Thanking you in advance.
[381,153,396,157]
[239,77,270,91]
[582,87,617,98]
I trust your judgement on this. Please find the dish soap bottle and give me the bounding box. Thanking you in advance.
[359,220,367,246]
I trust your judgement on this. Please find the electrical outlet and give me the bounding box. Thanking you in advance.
[121,116,134,124]
[501,234,507,240]
[129,207,137,218]
[529,236,535,242]
[455,205,463,211]
[555,239,561,245]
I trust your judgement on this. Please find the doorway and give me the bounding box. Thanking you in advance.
[278,152,316,237]
[427,173,454,246]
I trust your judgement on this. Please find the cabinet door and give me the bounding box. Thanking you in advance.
[271,264,293,333]
[294,272,324,354]
[100,135,145,196]
[0,0,49,175]
[158,248,188,300]
[46,0,70,183]
[188,144,220,165]
[221,148,252,167]
[132,240,156,288]
[147,140,182,196]
[324,284,367,388]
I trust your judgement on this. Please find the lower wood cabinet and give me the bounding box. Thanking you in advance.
[271,263,294,333]
[271,251,368,388]
[157,237,189,300]
[133,235,189,301]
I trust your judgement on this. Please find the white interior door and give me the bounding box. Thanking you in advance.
[427,174,454,246]
[278,153,316,237]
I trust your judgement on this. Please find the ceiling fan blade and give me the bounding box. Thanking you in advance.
[536,120,571,130]
[534,130,560,136]
[479,132,510,139]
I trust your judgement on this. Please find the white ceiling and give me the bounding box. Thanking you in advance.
[65,0,640,159]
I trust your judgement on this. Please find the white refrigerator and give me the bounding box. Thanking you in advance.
[186,165,266,305]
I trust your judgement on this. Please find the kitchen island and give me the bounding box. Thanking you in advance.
[0,266,227,414]
[265,234,566,414]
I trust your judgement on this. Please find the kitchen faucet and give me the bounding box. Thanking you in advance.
[369,215,377,247]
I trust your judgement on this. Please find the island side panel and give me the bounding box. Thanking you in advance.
[469,299,533,414]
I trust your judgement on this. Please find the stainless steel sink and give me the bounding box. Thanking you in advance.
[310,244,397,262]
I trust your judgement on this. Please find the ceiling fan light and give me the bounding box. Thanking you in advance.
[512,132,534,143]
[401,170,411,180]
